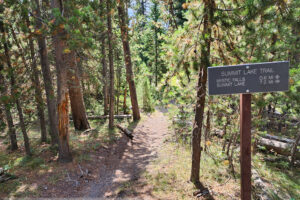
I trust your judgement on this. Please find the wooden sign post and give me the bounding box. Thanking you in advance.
[240,93,251,200]
[208,61,289,200]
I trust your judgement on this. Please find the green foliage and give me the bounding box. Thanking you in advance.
[13,156,44,170]
[142,79,154,113]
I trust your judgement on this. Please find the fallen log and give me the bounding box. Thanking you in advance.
[262,134,296,144]
[70,115,132,120]
[257,137,300,159]
[116,125,133,140]
[172,118,193,126]
[81,128,97,135]
[0,168,17,183]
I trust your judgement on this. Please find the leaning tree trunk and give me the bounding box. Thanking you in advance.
[117,0,141,121]
[107,0,115,129]
[35,0,59,145]
[68,51,90,131]
[51,0,72,162]
[190,0,215,184]
[3,26,31,156]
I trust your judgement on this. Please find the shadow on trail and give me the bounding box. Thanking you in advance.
[87,119,158,198]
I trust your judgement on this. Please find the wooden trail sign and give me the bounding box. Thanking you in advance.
[208,61,289,95]
[208,61,290,200]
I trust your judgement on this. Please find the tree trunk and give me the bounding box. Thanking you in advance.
[0,9,17,151]
[35,0,59,145]
[2,26,31,156]
[102,37,109,115]
[123,87,127,114]
[204,109,210,152]
[22,17,48,143]
[107,0,115,129]
[117,1,141,121]
[51,0,72,162]
[0,59,18,151]
[168,0,178,29]
[190,0,215,184]
[290,130,300,166]
[100,0,109,116]
[2,102,18,151]
[154,26,158,87]
[117,64,121,115]
[68,51,90,131]
[15,99,32,156]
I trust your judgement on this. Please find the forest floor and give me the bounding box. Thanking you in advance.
[1,108,299,199]
[1,109,198,199]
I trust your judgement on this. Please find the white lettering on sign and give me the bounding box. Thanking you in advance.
[260,68,274,74]
[243,69,257,75]
[208,61,289,95]
[221,70,242,77]
[216,77,246,88]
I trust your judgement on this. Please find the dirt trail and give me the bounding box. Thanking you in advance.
[85,109,169,198]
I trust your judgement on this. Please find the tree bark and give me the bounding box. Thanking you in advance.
[204,109,210,152]
[117,1,141,121]
[117,63,121,115]
[51,0,72,162]
[107,0,115,129]
[100,0,109,116]
[68,51,90,130]
[190,0,215,184]
[123,87,127,114]
[35,0,59,145]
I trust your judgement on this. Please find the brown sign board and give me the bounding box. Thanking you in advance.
[208,61,289,95]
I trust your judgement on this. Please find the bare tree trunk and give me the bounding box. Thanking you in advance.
[117,1,141,121]
[100,0,109,116]
[35,0,59,145]
[107,0,115,129]
[51,0,72,162]
[117,63,121,115]
[154,25,158,87]
[204,109,210,152]
[68,51,90,130]
[190,0,215,184]
[222,117,230,152]
[123,87,127,114]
